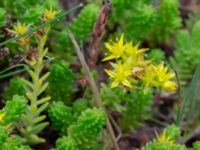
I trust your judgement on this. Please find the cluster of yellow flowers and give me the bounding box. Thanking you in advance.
[103,34,177,92]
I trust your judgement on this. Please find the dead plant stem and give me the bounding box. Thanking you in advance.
[68,30,120,150]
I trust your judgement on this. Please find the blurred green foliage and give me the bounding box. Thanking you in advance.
[170,21,200,86]
[51,4,100,61]
[0,7,6,27]
[110,0,181,45]
[147,49,166,64]
[193,142,200,150]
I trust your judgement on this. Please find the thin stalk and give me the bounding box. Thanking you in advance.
[0,64,29,80]
[0,69,26,80]
[0,64,28,75]
[68,30,120,150]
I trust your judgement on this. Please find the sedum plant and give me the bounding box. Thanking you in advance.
[0,127,31,150]
[123,3,155,42]
[49,101,106,150]
[120,88,153,131]
[55,136,78,150]
[47,61,75,103]
[110,0,150,24]
[142,125,187,150]
[103,34,177,92]
[0,132,31,150]
[0,0,59,24]
[0,95,30,149]
[3,77,26,101]
[101,33,177,132]
[192,141,200,150]
[52,3,100,60]
[7,9,59,145]
[147,48,166,64]
[170,21,200,86]
[101,84,153,131]
[67,108,106,150]
[48,101,75,134]
[72,99,89,119]
[150,0,181,44]
[0,0,60,58]
[0,95,27,129]
[68,4,99,44]
[110,0,181,45]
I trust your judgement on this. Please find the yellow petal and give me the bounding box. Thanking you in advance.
[111,81,119,88]
[167,72,175,79]
[163,81,177,92]
[122,79,132,88]
[105,69,116,78]
[102,55,115,61]
[118,33,124,46]
[137,48,149,54]
[105,43,114,52]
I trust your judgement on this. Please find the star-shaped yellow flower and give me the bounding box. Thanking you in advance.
[141,64,177,92]
[6,22,30,46]
[152,64,177,92]
[43,8,58,21]
[105,62,132,88]
[123,42,150,68]
[156,131,174,146]
[13,23,29,35]
[124,42,149,56]
[102,34,127,61]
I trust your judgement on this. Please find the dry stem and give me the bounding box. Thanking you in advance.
[68,30,120,150]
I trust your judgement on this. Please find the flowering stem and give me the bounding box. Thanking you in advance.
[19,27,51,145]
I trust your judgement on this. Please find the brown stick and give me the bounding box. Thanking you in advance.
[68,30,120,150]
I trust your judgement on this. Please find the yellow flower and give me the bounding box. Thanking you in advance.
[105,62,132,88]
[102,34,127,61]
[125,42,149,56]
[141,65,158,90]
[6,23,30,46]
[152,64,177,92]
[156,131,174,146]
[13,23,29,35]
[141,64,177,92]
[123,42,150,68]
[43,8,58,21]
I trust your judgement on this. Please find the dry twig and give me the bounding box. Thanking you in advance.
[68,30,120,150]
